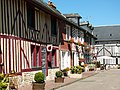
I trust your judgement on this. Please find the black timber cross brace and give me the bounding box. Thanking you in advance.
[11,0,28,37]
[97,45,113,57]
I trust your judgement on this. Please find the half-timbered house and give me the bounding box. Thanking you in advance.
[0,0,66,80]
[60,14,96,70]
[80,21,97,63]
[60,14,85,70]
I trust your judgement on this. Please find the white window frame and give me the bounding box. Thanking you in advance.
[74,28,78,42]
[66,25,71,40]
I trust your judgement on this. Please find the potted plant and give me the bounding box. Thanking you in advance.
[62,67,70,76]
[55,71,64,83]
[32,72,45,90]
[100,65,104,70]
[95,61,101,70]
[88,64,95,71]
[70,66,83,78]
[118,64,120,69]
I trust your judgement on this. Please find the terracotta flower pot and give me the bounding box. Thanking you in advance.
[55,77,64,83]
[32,82,45,90]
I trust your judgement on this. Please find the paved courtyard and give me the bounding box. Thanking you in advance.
[56,69,120,90]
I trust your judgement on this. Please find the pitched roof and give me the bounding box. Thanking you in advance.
[93,25,120,41]
[63,13,82,18]
[25,0,96,38]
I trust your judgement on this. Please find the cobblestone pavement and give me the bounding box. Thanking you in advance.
[18,71,97,90]
[45,71,97,90]
[56,69,120,90]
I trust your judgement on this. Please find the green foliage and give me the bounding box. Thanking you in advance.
[95,61,101,68]
[34,72,44,83]
[0,74,4,82]
[70,66,83,74]
[100,65,104,70]
[88,64,95,69]
[118,67,120,69]
[118,64,120,69]
[0,82,8,89]
[55,71,63,78]
[62,69,67,73]
[62,67,70,73]
[0,74,8,89]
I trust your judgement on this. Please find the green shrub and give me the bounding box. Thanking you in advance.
[100,65,104,70]
[78,70,82,74]
[96,61,101,68]
[0,82,8,89]
[0,74,4,82]
[62,67,70,73]
[118,64,120,69]
[34,72,44,83]
[55,71,63,78]
[88,64,95,69]
[70,66,83,74]
[62,69,67,73]
[118,65,120,69]
[70,67,75,74]
[0,74,8,89]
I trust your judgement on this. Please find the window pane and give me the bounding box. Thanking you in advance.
[36,46,39,67]
[52,50,56,67]
[51,16,57,35]
[66,25,71,40]
[31,45,34,68]
[27,4,35,28]
[48,52,52,68]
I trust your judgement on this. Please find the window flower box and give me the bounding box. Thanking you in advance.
[81,42,87,47]
[78,41,82,46]
[68,38,74,43]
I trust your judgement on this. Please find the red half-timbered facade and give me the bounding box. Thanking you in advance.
[0,0,62,80]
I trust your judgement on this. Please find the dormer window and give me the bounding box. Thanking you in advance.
[110,34,112,36]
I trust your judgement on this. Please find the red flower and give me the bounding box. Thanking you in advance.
[81,42,87,47]
[83,42,87,46]
[69,38,74,43]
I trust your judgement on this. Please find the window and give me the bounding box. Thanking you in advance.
[110,34,112,36]
[66,25,71,40]
[36,46,40,66]
[27,4,35,28]
[72,28,78,42]
[47,52,52,68]
[52,49,56,67]
[31,45,34,68]
[61,51,65,69]
[51,16,57,35]
[31,45,41,68]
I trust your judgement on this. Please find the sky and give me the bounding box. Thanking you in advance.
[44,0,120,26]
